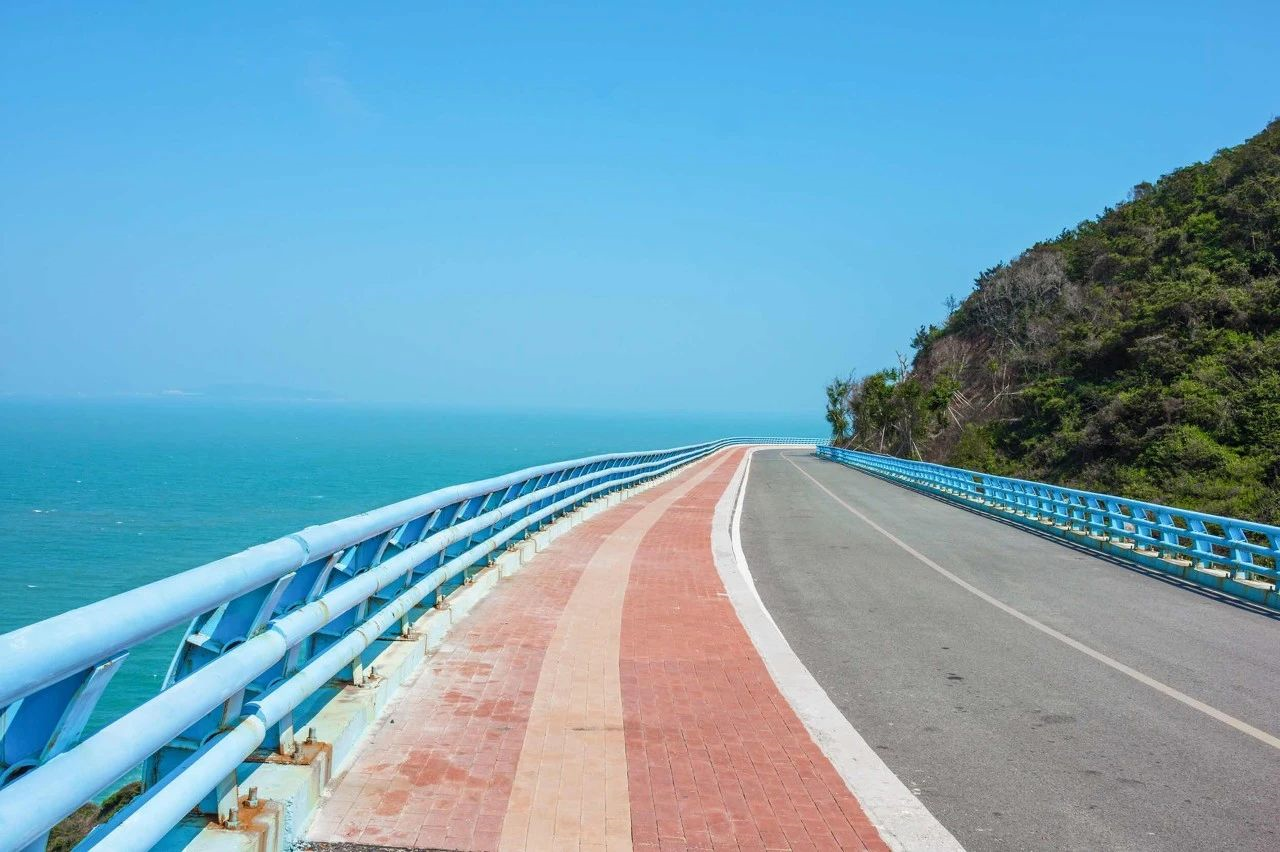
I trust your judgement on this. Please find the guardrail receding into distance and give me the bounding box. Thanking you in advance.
[817,445,1280,610]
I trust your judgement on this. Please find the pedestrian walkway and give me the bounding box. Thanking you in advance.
[304,448,888,851]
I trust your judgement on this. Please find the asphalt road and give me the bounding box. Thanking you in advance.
[740,449,1280,852]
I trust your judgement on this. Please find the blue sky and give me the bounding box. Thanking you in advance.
[2,2,1276,414]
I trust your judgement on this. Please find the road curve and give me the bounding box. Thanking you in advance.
[740,449,1280,852]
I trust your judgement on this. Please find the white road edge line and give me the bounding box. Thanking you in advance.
[711,446,966,852]
[787,452,1280,752]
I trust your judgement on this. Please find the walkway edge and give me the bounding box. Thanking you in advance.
[711,448,965,852]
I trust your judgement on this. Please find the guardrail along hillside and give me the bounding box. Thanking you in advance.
[818,445,1280,610]
[0,437,811,852]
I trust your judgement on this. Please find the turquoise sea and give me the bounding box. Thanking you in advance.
[0,399,821,734]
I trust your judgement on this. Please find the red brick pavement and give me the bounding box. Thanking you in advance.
[619,453,887,852]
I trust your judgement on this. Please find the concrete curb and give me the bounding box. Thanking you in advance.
[709,447,965,852]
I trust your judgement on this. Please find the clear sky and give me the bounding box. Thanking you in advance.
[2,2,1276,414]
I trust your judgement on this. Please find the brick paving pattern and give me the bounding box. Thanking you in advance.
[620,454,887,852]
[306,448,887,851]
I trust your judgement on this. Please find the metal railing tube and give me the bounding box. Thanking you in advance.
[257,443,715,637]
[287,444,705,557]
[0,629,288,850]
[82,721,267,852]
[0,443,729,850]
[0,538,305,709]
[265,447,705,636]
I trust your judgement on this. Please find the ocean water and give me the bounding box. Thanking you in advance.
[0,399,821,734]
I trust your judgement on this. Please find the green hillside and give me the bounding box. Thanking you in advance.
[827,118,1280,522]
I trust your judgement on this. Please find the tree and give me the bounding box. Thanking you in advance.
[824,375,854,441]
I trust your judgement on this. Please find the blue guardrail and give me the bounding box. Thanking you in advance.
[0,437,811,851]
[817,445,1280,611]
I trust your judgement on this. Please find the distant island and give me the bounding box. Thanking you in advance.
[826,118,1280,523]
[161,383,344,402]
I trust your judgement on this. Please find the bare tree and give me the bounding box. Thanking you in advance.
[966,247,1070,358]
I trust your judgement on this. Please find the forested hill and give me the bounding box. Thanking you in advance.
[827,118,1280,523]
